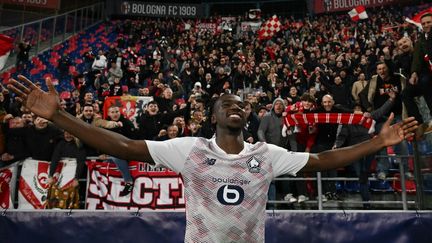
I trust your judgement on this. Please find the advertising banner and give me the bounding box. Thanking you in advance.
[196,22,218,35]
[17,158,76,209]
[1,211,432,242]
[241,21,262,32]
[0,163,17,209]
[118,1,203,18]
[86,160,185,210]
[313,0,409,13]
[2,0,60,10]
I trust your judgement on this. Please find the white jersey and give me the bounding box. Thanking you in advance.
[147,137,308,243]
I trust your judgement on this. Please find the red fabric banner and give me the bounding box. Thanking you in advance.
[86,160,185,210]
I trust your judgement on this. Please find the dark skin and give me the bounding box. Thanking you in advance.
[8,75,419,172]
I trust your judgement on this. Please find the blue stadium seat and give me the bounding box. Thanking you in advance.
[370,180,394,192]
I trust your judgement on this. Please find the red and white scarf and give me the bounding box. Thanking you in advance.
[283,113,376,136]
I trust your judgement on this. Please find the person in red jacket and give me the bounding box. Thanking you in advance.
[282,92,317,203]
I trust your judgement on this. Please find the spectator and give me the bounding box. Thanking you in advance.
[92,50,108,71]
[103,105,137,196]
[335,92,396,208]
[351,73,368,105]
[26,117,62,162]
[173,116,188,137]
[257,106,268,119]
[48,131,86,190]
[16,41,31,71]
[8,80,418,242]
[322,75,352,109]
[282,93,317,203]
[258,98,287,206]
[58,53,72,79]
[243,101,260,144]
[155,87,175,114]
[405,13,432,137]
[0,115,29,166]
[156,124,179,141]
[136,100,187,140]
[311,95,343,201]
[362,61,409,180]
[107,62,123,84]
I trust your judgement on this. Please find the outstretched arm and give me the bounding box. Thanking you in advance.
[8,75,155,163]
[301,113,417,172]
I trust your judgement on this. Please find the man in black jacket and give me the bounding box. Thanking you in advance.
[26,117,62,162]
[405,13,432,137]
[136,100,188,140]
[311,94,345,201]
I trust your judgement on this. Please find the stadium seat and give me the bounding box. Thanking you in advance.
[370,180,394,192]
[423,173,432,193]
[344,181,361,193]
[392,173,416,194]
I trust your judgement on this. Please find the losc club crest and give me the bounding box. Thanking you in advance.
[246,156,261,173]
[121,2,131,14]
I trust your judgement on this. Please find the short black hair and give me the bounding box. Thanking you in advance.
[82,103,94,111]
[148,100,158,106]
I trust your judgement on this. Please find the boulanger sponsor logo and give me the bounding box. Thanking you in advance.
[217,185,244,205]
[212,177,250,186]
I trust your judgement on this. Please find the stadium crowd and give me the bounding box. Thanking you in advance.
[1,3,432,208]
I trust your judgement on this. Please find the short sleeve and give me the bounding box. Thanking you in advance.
[267,144,309,178]
[146,137,198,173]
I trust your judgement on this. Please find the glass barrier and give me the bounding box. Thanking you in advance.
[0,3,105,71]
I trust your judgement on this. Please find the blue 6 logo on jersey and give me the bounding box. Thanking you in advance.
[217,185,245,205]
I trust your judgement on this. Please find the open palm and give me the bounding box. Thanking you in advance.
[379,113,418,147]
[8,75,60,120]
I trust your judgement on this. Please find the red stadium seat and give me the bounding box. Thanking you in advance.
[392,174,416,194]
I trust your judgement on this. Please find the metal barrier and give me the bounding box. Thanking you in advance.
[267,151,432,210]
[5,151,432,210]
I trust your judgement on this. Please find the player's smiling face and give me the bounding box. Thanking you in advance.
[213,94,246,131]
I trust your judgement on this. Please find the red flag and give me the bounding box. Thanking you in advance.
[348,6,368,21]
[0,34,14,70]
[405,7,432,30]
[258,15,281,40]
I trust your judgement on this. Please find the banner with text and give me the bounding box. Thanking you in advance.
[86,160,185,210]
[313,0,410,14]
[118,1,203,18]
[196,21,218,35]
[0,163,17,209]
[3,0,60,10]
[241,21,262,32]
[218,17,237,32]
[17,158,77,209]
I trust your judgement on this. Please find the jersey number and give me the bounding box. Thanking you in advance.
[217,185,244,205]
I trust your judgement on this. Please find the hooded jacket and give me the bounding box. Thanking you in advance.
[257,98,286,146]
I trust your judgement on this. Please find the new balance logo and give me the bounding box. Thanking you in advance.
[205,158,216,165]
